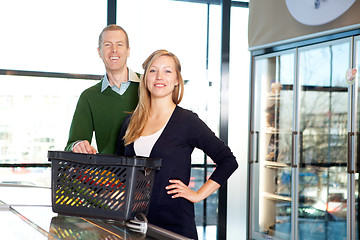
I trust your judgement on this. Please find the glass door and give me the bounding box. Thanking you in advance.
[249,34,360,240]
[297,39,351,239]
[250,51,295,239]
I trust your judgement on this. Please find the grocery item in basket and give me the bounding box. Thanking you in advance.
[48,151,161,221]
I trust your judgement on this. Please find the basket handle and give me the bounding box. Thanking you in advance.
[48,151,162,170]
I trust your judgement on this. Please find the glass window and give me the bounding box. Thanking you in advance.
[228,5,249,239]
[0,0,106,187]
[0,75,98,164]
[117,0,221,165]
[0,0,106,74]
[0,75,99,187]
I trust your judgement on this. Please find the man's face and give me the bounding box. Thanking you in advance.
[97,30,130,73]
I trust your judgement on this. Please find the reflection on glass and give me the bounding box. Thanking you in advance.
[298,41,350,239]
[0,211,48,240]
[252,52,294,239]
[48,215,146,240]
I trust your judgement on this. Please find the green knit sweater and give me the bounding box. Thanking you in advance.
[65,81,139,154]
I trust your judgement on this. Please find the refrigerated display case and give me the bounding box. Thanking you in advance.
[248,32,360,240]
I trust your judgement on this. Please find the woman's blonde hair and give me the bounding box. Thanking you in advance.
[123,49,184,145]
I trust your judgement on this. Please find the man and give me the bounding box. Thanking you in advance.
[65,25,140,154]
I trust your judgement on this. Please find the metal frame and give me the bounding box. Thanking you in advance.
[251,28,360,58]
[354,35,360,240]
[347,35,357,240]
[173,0,249,7]
[218,0,231,239]
[0,69,102,80]
[107,0,116,25]
[291,47,299,240]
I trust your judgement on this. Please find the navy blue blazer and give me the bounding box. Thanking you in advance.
[116,106,238,239]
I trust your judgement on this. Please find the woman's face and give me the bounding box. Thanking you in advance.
[146,56,179,100]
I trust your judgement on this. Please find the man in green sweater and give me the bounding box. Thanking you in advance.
[65,25,139,154]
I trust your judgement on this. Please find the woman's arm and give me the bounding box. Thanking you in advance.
[187,110,238,186]
[166,179,221,203]
[164,108,237,203]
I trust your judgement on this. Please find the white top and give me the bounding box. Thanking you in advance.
[134,124,167,157]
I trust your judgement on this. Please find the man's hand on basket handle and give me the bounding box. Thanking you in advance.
[72,140,97,154]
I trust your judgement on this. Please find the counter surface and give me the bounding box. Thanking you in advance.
[0,184,190,240]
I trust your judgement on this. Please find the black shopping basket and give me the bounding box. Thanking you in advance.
[48,151,161,221]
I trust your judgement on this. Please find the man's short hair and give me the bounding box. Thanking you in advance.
[98,25,129,49]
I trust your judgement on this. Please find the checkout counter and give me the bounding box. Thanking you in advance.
[0,184,191,240]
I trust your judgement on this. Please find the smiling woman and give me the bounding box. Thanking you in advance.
[116,49,238,240]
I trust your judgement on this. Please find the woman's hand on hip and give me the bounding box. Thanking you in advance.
[166,178,221,204]
[166,179,201,203]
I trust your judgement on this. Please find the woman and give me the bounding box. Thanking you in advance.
[116,49,238,239]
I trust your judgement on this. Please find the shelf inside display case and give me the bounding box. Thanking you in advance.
[298,162,347,168]
[264,161,290,169]
[265,127,291,135]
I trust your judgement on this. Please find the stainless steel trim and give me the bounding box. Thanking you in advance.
[347,174,356,240]
[346,35,358,240]
[291,48,299,240]
[291,167,299,240]
[249,23,360,51]
[147,223,192,240]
